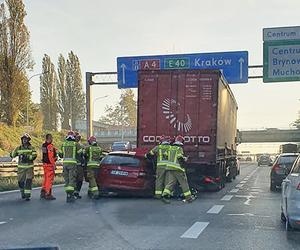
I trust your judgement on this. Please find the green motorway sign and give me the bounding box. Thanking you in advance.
[164,58,190,69]
[263,27,300,83]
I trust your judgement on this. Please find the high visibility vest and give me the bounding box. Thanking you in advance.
[149,144,170,167]
[61,140,77,164]
[86,145,103,168]
[167,145,185,172]
[10,145,37,168]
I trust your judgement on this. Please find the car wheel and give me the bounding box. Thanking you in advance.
[281,212,286,222]
[285,217,293,231]
[270,182,276,192]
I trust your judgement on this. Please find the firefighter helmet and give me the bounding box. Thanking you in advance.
[174,135,184,145]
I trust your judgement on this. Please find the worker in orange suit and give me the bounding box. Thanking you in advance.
[40,134,57,200]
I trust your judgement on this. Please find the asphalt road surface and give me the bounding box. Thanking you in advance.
[0,163,300,250]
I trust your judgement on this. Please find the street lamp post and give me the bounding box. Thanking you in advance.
[27,72,48,126]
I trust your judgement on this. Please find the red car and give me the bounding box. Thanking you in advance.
[98,150,155,196]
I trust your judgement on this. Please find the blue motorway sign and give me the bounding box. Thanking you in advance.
[117,51,248,88]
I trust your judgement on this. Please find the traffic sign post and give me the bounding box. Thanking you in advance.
[117,51,248,88]
[263,26,300,83]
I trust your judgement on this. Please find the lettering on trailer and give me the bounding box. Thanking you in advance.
[143,135,211,144]
[117,51,248,88]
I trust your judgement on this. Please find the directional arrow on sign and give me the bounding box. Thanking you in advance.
[121,64,126,84]
[238,57,245,80]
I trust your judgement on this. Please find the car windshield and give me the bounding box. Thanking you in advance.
[278,156,298,165]
[102,155,140,167]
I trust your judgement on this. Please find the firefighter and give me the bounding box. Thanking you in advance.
[10,133,37,201]
[41,133,57,200]
[85,136,104,199]
[74,131,85,199]
[145,135,171,199]
[162,135,193,204]
[60,131,82,203]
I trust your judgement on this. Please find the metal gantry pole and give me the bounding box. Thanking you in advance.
[86,72,93,139]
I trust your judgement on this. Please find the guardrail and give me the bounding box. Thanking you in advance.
[0,163,63,178]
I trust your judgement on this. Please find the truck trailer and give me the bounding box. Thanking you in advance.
[137,69,239,191]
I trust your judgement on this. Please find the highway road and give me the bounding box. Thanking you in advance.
[0,163,300,250]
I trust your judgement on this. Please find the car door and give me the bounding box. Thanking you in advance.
[282,157,300,216]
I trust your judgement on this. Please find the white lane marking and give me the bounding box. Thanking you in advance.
[0,221,7,225]
[235,194,256,205]
[221,195,233,201]
[207,205,224,214]
[240,181,247,184]
[236,184,244,188]
[0,184,64,195]
[228,213,270,218]
[230,189,239,193]
[244,178,249,181]
[181,222,209,239]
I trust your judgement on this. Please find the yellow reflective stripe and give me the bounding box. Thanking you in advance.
[155,190,162,195]
[24,189,31,194]
[167,163,185,172]
[64,160,77,164]
[91,186,98,192]
[87,161,99,166]
[183,191,191,197]
[18,165,34,168]
[163,188,171,195]
[64,186,74,191]
[17,149,33,154]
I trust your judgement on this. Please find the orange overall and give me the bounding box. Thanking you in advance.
[42,142,57,195]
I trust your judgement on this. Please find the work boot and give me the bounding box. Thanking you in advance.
[161,196,171,204]
[74,192,82,199]
[183,196,193,203]
[40,189,46,199]
[20,190,25,199]
[66,193,75,203]
[45,194,56,200]
[24,195,31,201]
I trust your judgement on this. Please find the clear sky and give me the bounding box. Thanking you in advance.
[21,0,300,129]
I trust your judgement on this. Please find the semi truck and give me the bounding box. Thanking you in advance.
[137,69,239,191]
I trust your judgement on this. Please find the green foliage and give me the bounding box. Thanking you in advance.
[57,54,70,129]
[292,118,300,129]
[0,0,34,127]
[40,54,58,130]
[66,51,85,129]
[99,89,137,127]
[0,123,66,158]
[56,51,85,130]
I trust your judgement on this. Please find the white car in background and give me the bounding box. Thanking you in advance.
[281,155,300,231]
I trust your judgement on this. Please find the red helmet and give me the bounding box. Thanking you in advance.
[88,136,97,144]
[159,135,170,145]
[67,131,74,136]
[174,135,184,145]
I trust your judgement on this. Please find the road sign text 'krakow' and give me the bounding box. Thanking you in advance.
[117,51,248,88]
